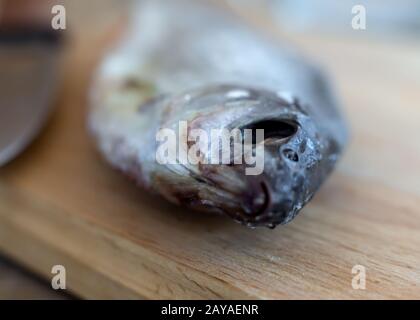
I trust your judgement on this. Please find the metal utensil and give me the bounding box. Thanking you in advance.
[0,28,61,166]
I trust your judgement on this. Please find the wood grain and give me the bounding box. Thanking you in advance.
[0,2,419,299]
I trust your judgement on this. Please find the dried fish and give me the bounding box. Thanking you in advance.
[89,0,348,228]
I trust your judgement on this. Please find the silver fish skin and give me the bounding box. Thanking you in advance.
[89,0,348,228]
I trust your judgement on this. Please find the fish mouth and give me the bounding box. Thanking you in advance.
[236,177,291,228]
[241,178,272,220]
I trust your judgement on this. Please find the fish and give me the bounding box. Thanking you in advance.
[89,0,348,228]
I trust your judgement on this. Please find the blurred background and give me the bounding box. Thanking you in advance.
[230,0,420,38]
[0,0,419,299]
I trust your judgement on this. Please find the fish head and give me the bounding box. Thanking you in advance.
[154,85,337,227]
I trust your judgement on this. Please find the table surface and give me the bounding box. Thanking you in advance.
[0,256,70,299]
[0,1,419,299]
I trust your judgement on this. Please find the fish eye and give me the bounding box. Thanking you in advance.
[241,119,298,144]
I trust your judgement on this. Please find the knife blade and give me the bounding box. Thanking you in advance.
[0,27,61,166]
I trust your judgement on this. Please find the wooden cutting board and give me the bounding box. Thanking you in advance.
[0,3,419,299]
